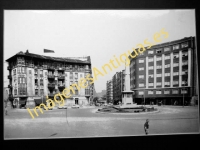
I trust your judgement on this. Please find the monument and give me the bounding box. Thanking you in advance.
[119,61,138,108]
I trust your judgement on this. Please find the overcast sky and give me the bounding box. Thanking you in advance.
[4,9,196,92]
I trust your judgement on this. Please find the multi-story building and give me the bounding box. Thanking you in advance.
[112,70,125,104]
[129,36,198,105]
[106,80,113,103]
[6,50,94,107]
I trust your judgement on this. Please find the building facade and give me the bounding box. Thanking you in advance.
[106,80,113,103]
[129,36,198,105]
[6,50,94,108]
[112,70,125,104]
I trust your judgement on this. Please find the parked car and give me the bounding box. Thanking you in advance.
[72,104,80,108]
[58,105,68,109]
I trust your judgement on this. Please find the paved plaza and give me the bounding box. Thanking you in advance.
[4,105,199,139]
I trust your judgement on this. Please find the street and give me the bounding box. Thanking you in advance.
[4,105,199,139]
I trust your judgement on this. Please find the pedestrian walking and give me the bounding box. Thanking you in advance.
[5,105,8,115]
[144,119,149,135]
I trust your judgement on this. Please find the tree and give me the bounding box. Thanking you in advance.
[93,97,99,104]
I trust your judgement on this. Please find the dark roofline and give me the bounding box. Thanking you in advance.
[6,51,91,64]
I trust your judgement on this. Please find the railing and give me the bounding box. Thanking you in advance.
[48,75,55,78]
[58,75,65,79]
[47,66,55,70]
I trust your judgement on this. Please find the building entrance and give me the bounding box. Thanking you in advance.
[75,98,79,104]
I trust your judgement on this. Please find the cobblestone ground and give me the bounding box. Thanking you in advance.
[4,105,199,139]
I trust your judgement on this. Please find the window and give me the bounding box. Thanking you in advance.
[182,80,187,86]
[165,64,170,68]
[75,89,79,95]
[165,73,170,76]
[148,50,154,54]
[164,47,170,52]
[75,73,78,79]
[164,90,170,94]
[139,67,144,71]
[172,89,179,94]
[148,66,154,70]
[173,72,179,76]
[148,83,154,86]
[173,53,179,58]
[156,65,162,69]
[139,83,144,87]
[165,55,170,60]
[35,89,38,95]
[182,51,188,57]
[173,81,179,85]
[70,81,73,85]
[156,90,162,94]
[156,74,162,77]
[173,44,179,50]
[139,59,144,63]
[148,90,154,94]
[182,61,188,65]
[156,49,162,53]
[14,89,17,95]
[40,79,43,86]
[22,67,25,73]
[156,56,162,61]
[139,75,144,79]
[156,82,162,86]
[164,82,170,85]
[80,74,82,78]
[173,63,179,67]
[181,42,188,48]
[181,89,188,94]
[29,70,32,75]
[13,69,16,75]
[70,72,73,79]
[149,74,154,78]
[148,57,153,62]
[40,89,44,95]
[182,71,188,75]
[139,91,144,95]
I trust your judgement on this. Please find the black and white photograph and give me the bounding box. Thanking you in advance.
[3,9,199,139]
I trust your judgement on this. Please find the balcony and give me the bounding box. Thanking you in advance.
[48,75,55,79]
[48,83,55,88]
[58,75,65,80]
[7,66,11,70]
[8,75,12,79]
[58,67,65,70]
[47,66,55,70]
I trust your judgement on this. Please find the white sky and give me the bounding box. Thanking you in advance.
[4,9,196,92]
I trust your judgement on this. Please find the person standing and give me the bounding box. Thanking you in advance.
[144,119,149,135]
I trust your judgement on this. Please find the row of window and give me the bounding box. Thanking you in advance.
[138,80,187,87]
[138,88,188,95]
[146,42,189,55]
[136,50,188,64]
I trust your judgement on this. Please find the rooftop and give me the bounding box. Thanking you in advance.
[6,50,91,64]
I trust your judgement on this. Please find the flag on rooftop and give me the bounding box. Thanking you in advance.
[44,49,55,53]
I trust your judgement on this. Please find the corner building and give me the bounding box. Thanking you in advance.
[6,50,94,108]
[129,37,198,105]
